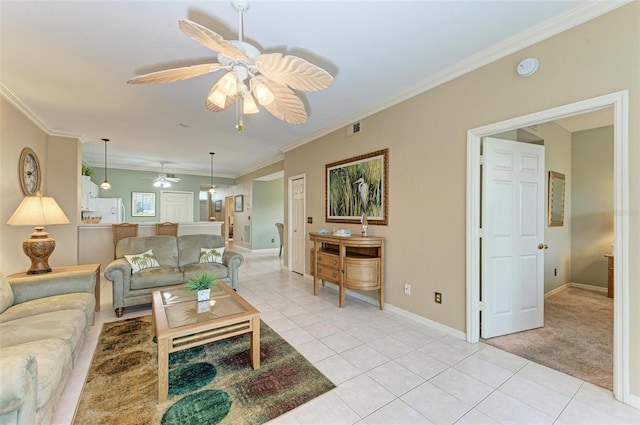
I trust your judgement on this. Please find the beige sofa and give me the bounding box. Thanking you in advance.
[104,234,243,317]
[0,269,96,425]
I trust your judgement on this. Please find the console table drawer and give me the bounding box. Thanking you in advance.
[317,252,340,268]
[317,266,340,282]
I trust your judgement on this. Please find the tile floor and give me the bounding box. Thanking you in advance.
[53,246,639,425]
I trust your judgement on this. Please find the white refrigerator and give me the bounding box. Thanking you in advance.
[91,198,125,223]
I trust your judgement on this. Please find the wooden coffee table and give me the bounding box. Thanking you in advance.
[151,282,260,403]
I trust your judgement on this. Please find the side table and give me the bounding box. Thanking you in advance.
[9,264,101,311]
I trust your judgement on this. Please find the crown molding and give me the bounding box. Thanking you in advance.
[281,0,630,153]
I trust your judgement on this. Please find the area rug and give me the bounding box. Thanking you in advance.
[483,287,612,390]
[72,315,335,425]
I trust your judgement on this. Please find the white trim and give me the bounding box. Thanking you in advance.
[544,283,570,298]
[466,90,630,405]
[628,393,640,410]
[569,282,608,294]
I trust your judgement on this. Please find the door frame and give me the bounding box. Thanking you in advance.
[287,173,306,273]
[466,90,629,403]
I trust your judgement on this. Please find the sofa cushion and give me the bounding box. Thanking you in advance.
[200,247,225,264]
[182,263,229,282]
[130,267,183,290]
[0,338,72,410]
[0,273,14,314]
[0,293,94,326]
[124,249,160,273]
[116,236,179,267]
[0,309,87,352]
[178,234,225,268]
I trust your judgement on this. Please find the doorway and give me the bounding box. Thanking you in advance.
[288,174,306,275]
[466,91,630,404]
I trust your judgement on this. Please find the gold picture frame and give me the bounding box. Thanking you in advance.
[548,171,566,227]
[326,148,389,225]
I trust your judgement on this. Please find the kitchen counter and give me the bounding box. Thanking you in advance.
[78,222,223,272]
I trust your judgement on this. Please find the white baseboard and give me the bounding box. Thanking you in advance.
[627,393,640,409]
[545,283,570,298]
[544,282,608,298]
[569,282,608,293]
[304,275,466,341]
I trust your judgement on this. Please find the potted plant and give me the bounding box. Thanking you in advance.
[184,272,218,302]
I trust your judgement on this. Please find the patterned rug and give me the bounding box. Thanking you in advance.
[73,315,335,425]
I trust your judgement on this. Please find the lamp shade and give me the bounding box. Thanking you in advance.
[7,195,70,226]
[7,194,70,274]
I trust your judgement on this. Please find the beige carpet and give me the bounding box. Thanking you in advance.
[483,287,613,390]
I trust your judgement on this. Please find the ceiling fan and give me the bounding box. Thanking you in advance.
[127,0,333,133]
[143,162,181,188]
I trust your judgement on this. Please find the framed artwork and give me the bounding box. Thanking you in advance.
[214,200,222,212]
[326,148,389,225]
[234,195,244,212]
[132,192,156,217]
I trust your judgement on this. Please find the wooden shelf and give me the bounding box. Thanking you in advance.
[309,232,385,309]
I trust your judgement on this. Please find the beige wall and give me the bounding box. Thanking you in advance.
[541,122,572,293]
[284,3,639,396]
[1,98,82,275]
[571,126,614,288]
[1,97,49,274]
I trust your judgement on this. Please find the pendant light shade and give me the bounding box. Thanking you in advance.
[100,138,112,190]
[208,152,216,194]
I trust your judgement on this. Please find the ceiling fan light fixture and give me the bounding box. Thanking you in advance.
[208,88,227,109]
[153,180,171,188]
[219,71,238,96]
[243,93,259,114]
[252,79,274,106]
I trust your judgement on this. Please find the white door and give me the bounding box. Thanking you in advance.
[482,137,545,338]
[160,191,193,222]
[291,177,305,274]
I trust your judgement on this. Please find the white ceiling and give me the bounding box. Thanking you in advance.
[0,1,623,178]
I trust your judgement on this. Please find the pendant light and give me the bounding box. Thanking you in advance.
[208,152,216,194]
[100,138,112,190]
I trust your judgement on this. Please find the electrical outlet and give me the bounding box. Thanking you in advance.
[404,283,411,295]
[435,292,442,304]
[271,238,274,243]
[554,268,557,276]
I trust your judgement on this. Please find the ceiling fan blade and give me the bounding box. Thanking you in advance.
[261,80,308,125]
[127,63,225,84]
[205,80,239,111]
[255,53,333,91]
[179,19,248,62]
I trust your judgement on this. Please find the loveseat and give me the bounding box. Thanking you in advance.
[104,234,243,317]
[0,269,96,425]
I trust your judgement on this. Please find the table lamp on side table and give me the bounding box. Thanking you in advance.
[7,192,70,274]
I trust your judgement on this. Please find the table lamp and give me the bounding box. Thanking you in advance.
[6,193,70,274]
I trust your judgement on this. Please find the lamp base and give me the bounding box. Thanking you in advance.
[23,227,55,274]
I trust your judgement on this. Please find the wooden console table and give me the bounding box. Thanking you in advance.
[309,232,385,309]
[9,263,101,311]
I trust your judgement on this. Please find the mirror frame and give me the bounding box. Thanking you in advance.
[548,171,566,227]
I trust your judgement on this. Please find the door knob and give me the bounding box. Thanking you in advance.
[538,243,548,250]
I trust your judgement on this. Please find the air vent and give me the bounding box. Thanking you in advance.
[346,121,362,138]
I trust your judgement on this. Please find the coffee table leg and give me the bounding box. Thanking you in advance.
[250,316,260,369]
[157,338,169,403]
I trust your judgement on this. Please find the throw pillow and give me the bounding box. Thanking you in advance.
[124,250,160,273]
[200,247,225,264]
[0,273,14,314]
